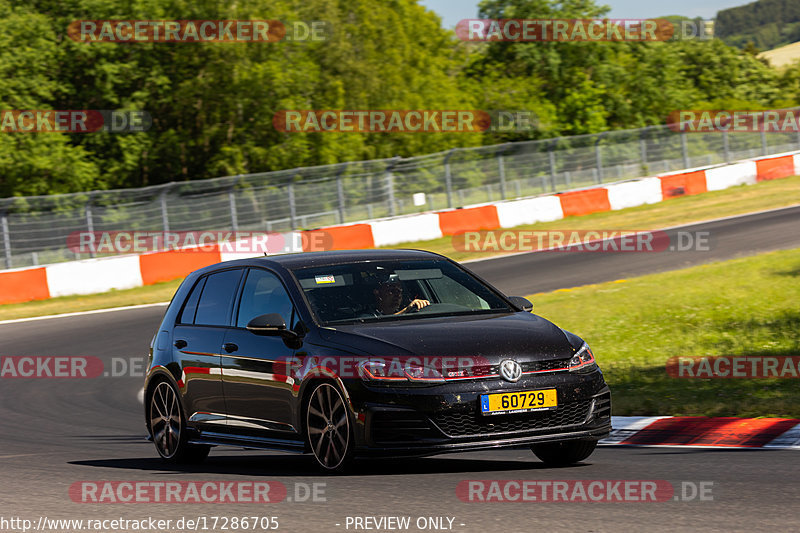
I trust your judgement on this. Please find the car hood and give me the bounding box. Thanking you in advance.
[317,312,577,363]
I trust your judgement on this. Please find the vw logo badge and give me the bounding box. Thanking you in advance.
[500,359,522,382]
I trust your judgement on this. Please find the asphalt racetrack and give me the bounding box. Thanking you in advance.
[1,206,799,532]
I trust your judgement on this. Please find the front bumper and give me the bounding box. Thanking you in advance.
[344,369,611,457]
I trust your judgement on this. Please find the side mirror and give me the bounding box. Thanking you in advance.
[508,296,534,312]
[246,313,291,336]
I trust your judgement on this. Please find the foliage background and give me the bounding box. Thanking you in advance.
[1,0,798,198]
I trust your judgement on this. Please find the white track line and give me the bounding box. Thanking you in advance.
[0,301,169,325]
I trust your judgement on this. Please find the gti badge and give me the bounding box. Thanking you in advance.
[500,359,522,382]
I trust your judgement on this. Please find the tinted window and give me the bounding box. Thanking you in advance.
[178,277,206,324]
[291,259,511,325]
[194,269,243,326]
[427,275,489,309]
[236,269,294,328]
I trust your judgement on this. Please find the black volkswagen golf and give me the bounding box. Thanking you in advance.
[145,249,611,471]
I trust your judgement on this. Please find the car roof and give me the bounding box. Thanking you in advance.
[222,249,445,270]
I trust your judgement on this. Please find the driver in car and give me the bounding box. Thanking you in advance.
[373,278,430,315]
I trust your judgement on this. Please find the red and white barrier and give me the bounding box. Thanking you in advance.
[705,161,757,191]
[1,151,798,305]
[602,416,800,449]
[756,154,795,181]
[370,213,443,246]
[45,255,143,297]
[496,195,564,227]
[605,177,663,210]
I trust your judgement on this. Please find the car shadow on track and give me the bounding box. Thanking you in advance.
[69,454,591,477]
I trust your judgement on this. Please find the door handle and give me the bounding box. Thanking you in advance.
[174,339,187,349]
[223,342,239,353]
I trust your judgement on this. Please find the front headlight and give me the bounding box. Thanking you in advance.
[569,342,597,372]
[357,360,445,383]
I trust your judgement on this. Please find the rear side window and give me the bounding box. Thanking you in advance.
[194,269,243,326]
[236,268,294,328]
[178,277,206,324]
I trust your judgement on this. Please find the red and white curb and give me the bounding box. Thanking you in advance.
[601,416,800,449]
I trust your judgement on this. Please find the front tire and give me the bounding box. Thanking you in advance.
[305,382,354,472]
[148,380,210,464]
[531,439,597,465]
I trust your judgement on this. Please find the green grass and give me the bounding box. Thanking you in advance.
[0,175,798,322]
[0,280,182,321]
[526,248,800,417]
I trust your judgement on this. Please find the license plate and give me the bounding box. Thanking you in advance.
[480,389,557,415]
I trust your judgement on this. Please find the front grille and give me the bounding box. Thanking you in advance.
[431,400,591,437]
[370,410,439,444]
[522,358,572,372]
[443,358,572,379]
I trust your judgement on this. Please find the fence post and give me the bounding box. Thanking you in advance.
[444,149,456,208]
[287,183,297,230]
[1,210,11,269]
[548,139,558,192]
[385,173,396,217]
[228,177,240,232]
[594,133,604,182]
[681,132,690,168]
[385,157,400,217]
[722,130,730,163]
[85,193,95,258]
[336,163,348,223]
[159,185,171,232]
[639,129,647,168]
[497,144,508,199]
[760,130,768,156]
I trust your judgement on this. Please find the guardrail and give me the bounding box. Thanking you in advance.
[1,150,796,306]
[2,119,800,269]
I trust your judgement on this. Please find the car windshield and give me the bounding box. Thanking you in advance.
[291,259,513,325]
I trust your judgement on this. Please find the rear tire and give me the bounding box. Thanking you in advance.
[531,439,597,465]
[305,382,354,472]
[148,380,210,464]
